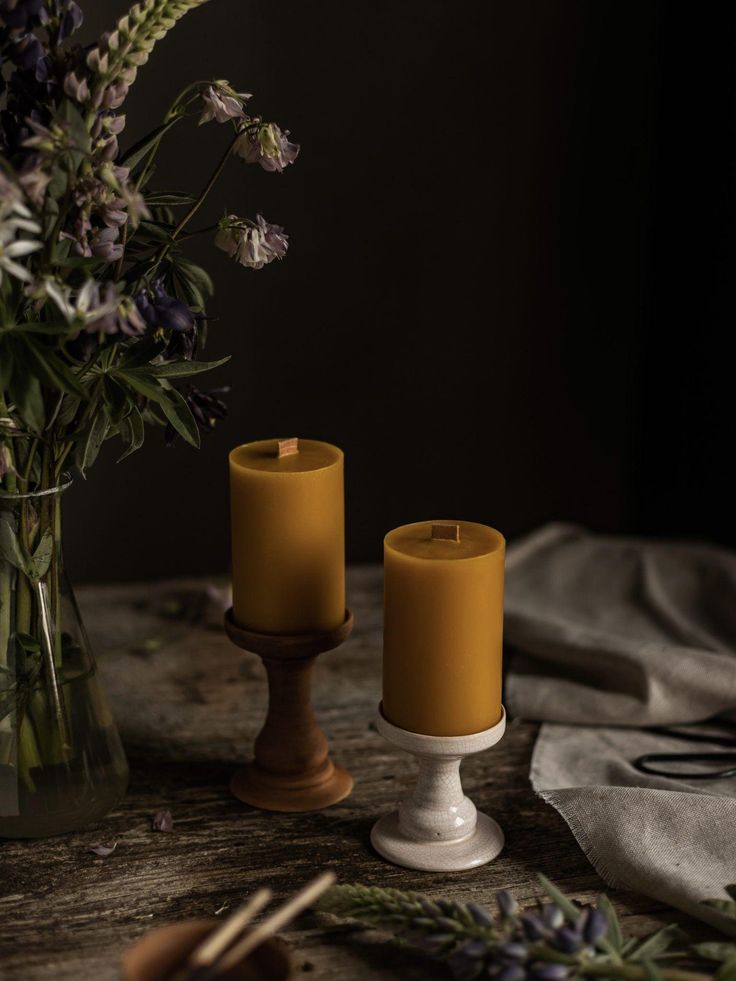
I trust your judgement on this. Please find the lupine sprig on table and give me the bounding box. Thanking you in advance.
[316,879,722,981]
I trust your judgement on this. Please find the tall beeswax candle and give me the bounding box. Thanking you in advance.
[383,520,504,736]
[229,438,345,634]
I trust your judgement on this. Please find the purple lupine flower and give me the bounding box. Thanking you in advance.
[135,280,195,334]
[84,282,146,337]
[90,225,122,261]
[232,122,299,173]
[530,964,569,981]
[63,71,90,103]
[0,0,43,32]
[165,385,228,445]
[541,904,565,930]
[58,0,83,41]
[581,909,608,945]
[496,891,520,919]
[198,83,250,125]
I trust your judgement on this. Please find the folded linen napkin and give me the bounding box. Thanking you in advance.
[504,523,736,930]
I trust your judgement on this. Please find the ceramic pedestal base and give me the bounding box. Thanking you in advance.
[371,706,506,872]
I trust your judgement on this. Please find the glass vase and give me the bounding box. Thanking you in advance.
[0,476,128,838]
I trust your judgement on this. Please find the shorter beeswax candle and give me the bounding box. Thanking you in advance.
[229,438,345,634]
[382,520,504,737]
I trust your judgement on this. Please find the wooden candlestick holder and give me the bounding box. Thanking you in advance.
[224,608,354,812]
[371,705,506,871]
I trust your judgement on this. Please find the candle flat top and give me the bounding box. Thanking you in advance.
[385,520,504,561]
[230,439,342,474]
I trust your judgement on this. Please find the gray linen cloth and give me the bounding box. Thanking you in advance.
[504,523,736,930]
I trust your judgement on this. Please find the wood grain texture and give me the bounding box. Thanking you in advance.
[0,568,698,980]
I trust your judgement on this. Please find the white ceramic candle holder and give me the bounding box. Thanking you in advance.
[371,705,506,872]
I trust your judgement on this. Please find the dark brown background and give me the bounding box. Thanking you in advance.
[64,1,735,583]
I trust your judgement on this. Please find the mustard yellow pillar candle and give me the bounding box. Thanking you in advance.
[383,520,505,736]
[229,438,345,634]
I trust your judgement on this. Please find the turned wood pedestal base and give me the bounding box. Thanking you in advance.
[371,706,506,871]
[224,609,354,813]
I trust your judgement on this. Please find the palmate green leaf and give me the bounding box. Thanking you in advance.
[114,368,166,402]
[121,117,182,171]
[77,412,109,475]
[102,375,132,423]
[20,337,86,399]
[118,335,166,368]
[0,339,13,391]
[159,387,200,448]
[135,220,175,244]
[176,258,214,297]
[117,405,145,462]
[149,356,230,378]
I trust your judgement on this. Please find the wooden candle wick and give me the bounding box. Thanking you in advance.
[277,437,299,457]
[432,522,460,542]
[224,609,354,813]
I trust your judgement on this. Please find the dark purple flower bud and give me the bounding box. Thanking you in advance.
[457,939,488,960]
[0,0,43,30]
[60,0,83,40]
[520,914,546,941]
[581,909,608,945]
[541,905,564,930]
[13,34,44,71]
[498,942,528,962]
[496,891,519,919]
[552,927,582,954]
[495,966,526,981]
[165,385,228,445]
[530,964,569,981]
[468,902,494,928]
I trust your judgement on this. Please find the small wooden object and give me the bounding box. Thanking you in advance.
[224,609,354,812]
[431,522,461,542]
[277,438,299,458]
[371,705,506,871]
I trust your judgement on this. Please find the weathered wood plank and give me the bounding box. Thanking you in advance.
[0,568,693,980]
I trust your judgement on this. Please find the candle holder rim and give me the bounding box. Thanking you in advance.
[224,607,354,659]
[376,704,506,755]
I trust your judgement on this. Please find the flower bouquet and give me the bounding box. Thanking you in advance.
[0,0,298,835]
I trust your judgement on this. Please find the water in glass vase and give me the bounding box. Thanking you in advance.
[0,477,129,838]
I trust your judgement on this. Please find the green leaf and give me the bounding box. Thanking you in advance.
[594,892,623,959]
[537,876,581,924]
[31,529,54,581]
[117,405,145,462]
[703,900,736,919]
[159,388,200,448]
[0,340,13,391]
[77,412,109,474]
[115,369,166,403]
[149,356,230,378]
[717,957,736,981]
[694,943,736,963]
[6,322,70,336]
[20,338,86,399]
[16,633,41,655]
[144,191,197,206]
[176,258,214,297]
[640,958,663,981]
[0,515,33,576]
[118,335,166,368]
[631,924,685,962]
[120,117,182,170]
[9,365,45,433]
[102,376,132,423]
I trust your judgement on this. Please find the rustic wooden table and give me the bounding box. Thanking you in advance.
[0,568,689,980]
